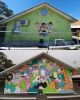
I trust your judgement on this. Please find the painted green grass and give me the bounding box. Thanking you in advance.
[43,85,59,94]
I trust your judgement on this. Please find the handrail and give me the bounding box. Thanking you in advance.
[47,95,80,99]
[0,30,78,34]
[0,97,37,100]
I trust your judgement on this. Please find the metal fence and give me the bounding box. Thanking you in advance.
[0,30,80,49]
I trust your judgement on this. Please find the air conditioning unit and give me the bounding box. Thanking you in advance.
[21,20,29,25]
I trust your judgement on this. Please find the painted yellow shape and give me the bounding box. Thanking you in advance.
[54,72,58,78]
[50,82,55,89]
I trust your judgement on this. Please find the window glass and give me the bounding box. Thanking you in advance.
[13,21,20,33]
[40,8,48,16]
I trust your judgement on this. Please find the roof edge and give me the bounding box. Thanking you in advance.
[0,2,77,24]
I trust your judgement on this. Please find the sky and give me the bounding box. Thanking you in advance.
[1,0,80,19]
[1,50,80,68]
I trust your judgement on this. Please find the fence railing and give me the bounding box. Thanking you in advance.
[0,30,80,49]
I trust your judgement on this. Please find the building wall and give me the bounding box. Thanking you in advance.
[72,69,80,94]
[5,6,72,42]
[4,57,73,94]
[71,28,80,37]
[72,78,80,94]
[72,69,80,75]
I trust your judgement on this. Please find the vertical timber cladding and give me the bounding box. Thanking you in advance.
[5,4,72,42]
[4,56,73,94]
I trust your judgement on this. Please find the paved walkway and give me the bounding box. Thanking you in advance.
[47,95,80,99]
[0,97,36,100]
[0,95,80,100]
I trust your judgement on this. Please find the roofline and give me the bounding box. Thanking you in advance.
[45,3,77,22]
[0,2,77,24]
[0,52,78,76]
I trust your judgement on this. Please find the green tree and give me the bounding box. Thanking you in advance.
[0,52,14,72]
[0,1,13,17]
[0,52,14,93]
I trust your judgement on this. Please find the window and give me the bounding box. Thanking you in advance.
[13,21,21,33]
[40,8,48,16]
[78,81,80,87]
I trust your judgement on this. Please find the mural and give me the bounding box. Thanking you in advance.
[36,22,53,37]
[4,57,73,94]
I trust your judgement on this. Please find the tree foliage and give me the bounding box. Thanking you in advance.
[0,52,14,92]
[0,52,14,72]
[0,1,13,17]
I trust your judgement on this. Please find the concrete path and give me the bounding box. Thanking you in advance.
[0,95,80,100]
[0,97,36,100]
[47,95,80,99]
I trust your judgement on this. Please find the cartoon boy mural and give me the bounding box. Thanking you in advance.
[4,57,73,94]
[4,73,16,93]
[39,23,48,37]
[48,22,53,33]
[39,22,53,36]
[13,73,21,93]
[32,76,47,94]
